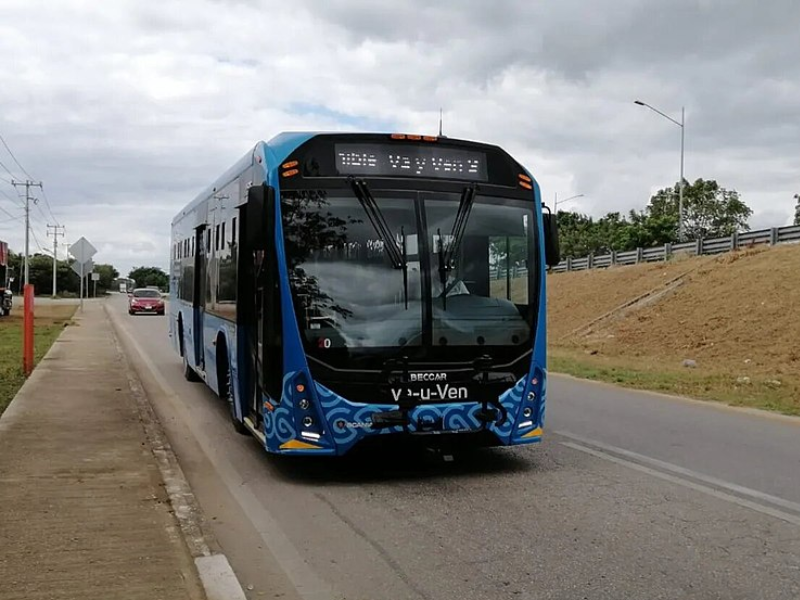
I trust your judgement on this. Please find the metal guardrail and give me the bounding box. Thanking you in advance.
[551,224,800,273]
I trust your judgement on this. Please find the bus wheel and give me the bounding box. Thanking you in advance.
[183,353,201,382]
[179,320,200,382]
[219,358,248,436]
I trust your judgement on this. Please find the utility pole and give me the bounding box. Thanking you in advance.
[11,180,43,286]
[47,224,66,297]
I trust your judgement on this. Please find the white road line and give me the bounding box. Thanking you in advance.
[559,440,800,527]
[556,430,800,515]
[196,555,247,600]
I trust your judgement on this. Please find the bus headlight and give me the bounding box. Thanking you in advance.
[302,416,314,428]
[298,398,310,410]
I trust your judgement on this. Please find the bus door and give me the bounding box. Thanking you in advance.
[193,225,207,371]
[240,184,282,417]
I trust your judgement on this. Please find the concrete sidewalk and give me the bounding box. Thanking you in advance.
[0,301,205,600]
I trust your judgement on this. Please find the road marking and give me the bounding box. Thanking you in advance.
[557,430,800,514]
[110,305,334,600]
[558,432,800,528]
[196,555,247,600]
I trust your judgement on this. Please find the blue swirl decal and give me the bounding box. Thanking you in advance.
[261,371,539,455]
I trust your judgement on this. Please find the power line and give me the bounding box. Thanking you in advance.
[0,131,34,181]
[39,186,59,225]
[0,186,25,207]
[0,130,59,225]
[47,224,66,296]
[31,226,46,253]
[0,203,21,220]
[0,157,16,181]
[33,197,50,224]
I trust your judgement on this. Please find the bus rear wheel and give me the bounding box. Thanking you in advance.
[218,353,248,436]
[179,320,200,382]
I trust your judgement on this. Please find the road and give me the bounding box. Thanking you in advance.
[107,295,800,600]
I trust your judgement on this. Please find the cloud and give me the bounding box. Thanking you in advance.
[0,0,798,277]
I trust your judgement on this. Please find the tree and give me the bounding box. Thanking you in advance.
[6,251,80,295]
[94,264,119,294]
[556,211,598,258]
[648,178,752,240]
[794,194,800,226]
[128,266,168,290]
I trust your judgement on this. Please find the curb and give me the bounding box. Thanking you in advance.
[105,303,247,600]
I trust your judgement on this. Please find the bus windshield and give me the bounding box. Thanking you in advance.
[425,193,534,347]
[282,190,423,350]
[281,189,535,361]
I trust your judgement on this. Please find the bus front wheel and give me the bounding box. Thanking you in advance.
[218,349,248,436]
[179,320,200,382]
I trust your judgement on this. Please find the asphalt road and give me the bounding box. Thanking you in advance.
[108,295,800,600]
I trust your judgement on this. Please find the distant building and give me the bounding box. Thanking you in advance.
[112,277,136,292]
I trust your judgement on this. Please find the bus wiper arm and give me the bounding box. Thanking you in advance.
[348,178,405,269]
[349,178,409,308]
[438,184,477,308]
[443,184,477,270]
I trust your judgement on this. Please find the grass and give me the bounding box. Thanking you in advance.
[0,304,77,415]
[550,348,800,417]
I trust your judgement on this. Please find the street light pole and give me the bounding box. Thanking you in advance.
[679,106,685,242]
[554,193,584,211]
[635,100,686,241]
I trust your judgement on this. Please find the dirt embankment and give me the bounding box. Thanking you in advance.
[548,244,800,414]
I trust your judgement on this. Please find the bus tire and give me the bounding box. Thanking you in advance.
[179,319,200,382]
[218,343,248,436]
[183,353,201,382]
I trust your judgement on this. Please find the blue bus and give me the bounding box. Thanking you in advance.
[169,132,560,455]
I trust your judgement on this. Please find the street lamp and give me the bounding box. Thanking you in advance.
[554,193,584,211]
[635,99,686,241]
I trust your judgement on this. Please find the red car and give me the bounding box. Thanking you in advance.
[128,288,165,315]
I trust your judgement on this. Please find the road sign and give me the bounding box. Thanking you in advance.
[69,237,97,264]
[71,259,93,277]
[91,272,100,281]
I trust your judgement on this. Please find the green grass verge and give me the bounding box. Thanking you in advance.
[0,310,76,415]
[549,349,800,417]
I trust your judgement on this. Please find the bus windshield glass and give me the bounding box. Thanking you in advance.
[282,190,423,350]
[424,194,534,347]
[281,189,535,359]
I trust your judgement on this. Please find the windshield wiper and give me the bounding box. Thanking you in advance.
[348,177,409,308]
[437,184,477,308]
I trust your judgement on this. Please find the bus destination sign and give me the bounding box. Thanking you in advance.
[334,143,488,181]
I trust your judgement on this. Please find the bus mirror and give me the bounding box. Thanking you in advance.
[543,209,560,267]
[246,185,272,250]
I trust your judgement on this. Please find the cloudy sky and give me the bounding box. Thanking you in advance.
[1,0,798,277]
